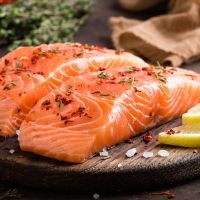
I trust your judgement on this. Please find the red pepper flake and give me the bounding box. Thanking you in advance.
[71,106,86,117]
[31,56,38,64]
[42,100,50,106]
[35,71,44,75]
[152,191,175,199]
[4,59,9,66]
[143,131,153,143]
[55,94,72,105]
[99,67,106,71]
[41,100,51,110]
[17,108,21,113]
[77,107,85,117]
[115,49,124,55]
[60,115,68,121]
[105,81,116,84]
[142,67,148,71]
[75,52,83,57]
[134,87,141,93]
[91,91,101,94]
[84,113,92,118]
[64,119,74,125]
[166,129,175,135]
[131,66,141,72]
[118,72,125,76]
[147,71,153,76]
[96,79,103,85]
[110,75,116,80]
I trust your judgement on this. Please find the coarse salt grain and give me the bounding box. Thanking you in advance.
[125,148,137,158]
[118,163,123,168]
[93,193,100,199]
[99,148,109,157]
[158,150,169,157]
[9,149,15,154]
[143,151,154,158]
[16,130,20,136]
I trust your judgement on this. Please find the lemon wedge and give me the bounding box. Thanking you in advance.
[182,103,200,125]
[158,125,200,148]
[158,102,200,148]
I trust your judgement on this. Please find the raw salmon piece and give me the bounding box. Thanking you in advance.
[19,66,200,163]
[8,46,148,137]
[1,43,128,137]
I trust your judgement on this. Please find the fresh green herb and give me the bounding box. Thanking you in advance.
[58,100,63,111]
[100,93,110,96]
[158,77,167,83]
[97,72,108,80]
[0,0,95,50]
[155,71,167,83]
[38,51,47,57]
[2,82,16,90]
[2,84,10,90]
[125,68,134,73]
[16,62,22,69]
[128,78,134,84]
[67,85,73,95]
[11,82,16,87]
[171,67,177,71]
[156,61,163,69]
[51,49,59,54]
[112,94,118,99]
[118,78,126,84]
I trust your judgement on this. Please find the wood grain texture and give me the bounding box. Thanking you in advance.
[0,108,200,192]
[0,0,200,193]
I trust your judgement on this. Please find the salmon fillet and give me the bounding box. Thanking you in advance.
[19,65,200,163]
[0,43,147,137]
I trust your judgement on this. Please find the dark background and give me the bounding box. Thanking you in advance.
[0,0,200,199]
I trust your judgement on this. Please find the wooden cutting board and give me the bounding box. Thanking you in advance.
[0,63,199,193]
[0,0,200,191]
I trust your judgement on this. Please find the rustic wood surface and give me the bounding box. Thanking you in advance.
[1,117,200,192]
[0,0,200,198]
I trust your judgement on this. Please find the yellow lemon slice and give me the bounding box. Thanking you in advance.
[182,103,200,125]
[158,125,200,147]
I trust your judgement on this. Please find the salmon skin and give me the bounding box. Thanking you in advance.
[19,63,200,163]
[0,43,147,137]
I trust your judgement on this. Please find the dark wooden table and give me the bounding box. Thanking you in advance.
[0,0,200,199]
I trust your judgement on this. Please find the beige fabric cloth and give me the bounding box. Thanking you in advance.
[110,0,200,66]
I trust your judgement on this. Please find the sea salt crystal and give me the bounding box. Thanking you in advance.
[125,148,137,158]
[9,149,15,154]
[93,193,100,199]
[118,163,123,168]
[99,148,109,157]
[143,151,154,158]
[158,150,170,157]
[16,130,20,136]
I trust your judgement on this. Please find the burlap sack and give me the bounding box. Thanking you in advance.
[110,0,200,66]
